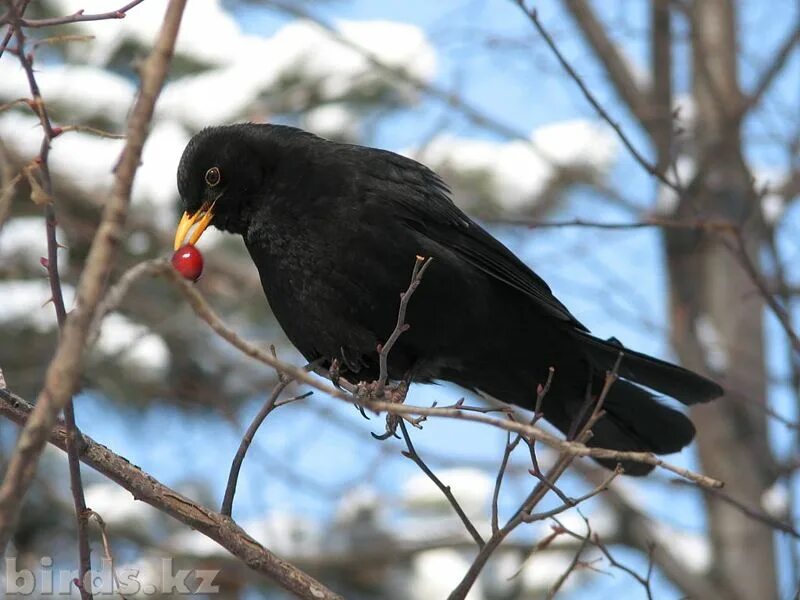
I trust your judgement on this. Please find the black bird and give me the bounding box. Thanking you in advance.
[174,124,723,475]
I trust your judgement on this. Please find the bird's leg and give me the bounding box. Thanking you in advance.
[328,358,342,390]
[335,350,371,420]
[372,369,415,441]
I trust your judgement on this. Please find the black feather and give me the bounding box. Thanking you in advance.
[176,124,724,475]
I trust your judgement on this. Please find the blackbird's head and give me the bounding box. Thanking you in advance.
[174,124,320,249]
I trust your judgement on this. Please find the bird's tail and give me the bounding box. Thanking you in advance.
[584,381,697,475]
[544,332,722,475]
[572,330,723,404]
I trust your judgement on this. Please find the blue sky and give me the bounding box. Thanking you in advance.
[6,0,797,597]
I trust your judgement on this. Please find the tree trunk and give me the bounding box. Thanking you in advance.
[664,1,778,598]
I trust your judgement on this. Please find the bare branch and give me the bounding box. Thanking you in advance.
[6,2,92,589]
[523,467,620,522]
[0,388,344,600]
[221,360,318,518]
[560,0,654,135]
[546,514,592,599]
[515,1,680,192]
[377,255,433,389]
[399,420,486,548]
[738,20,800,117]
[15,0,145,28]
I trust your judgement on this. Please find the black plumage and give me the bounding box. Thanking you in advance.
[176,123,723,475]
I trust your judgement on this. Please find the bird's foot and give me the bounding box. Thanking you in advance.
[370,378,411,441]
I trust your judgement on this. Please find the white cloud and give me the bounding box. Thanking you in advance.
[0,61,133,122]
[157,19,436,129]
[0,111,122,197]
[94,313,170,376]
[761,482,789,517]
[753,166,790,225]
[403,467,492,518]
[334,484,381,524]
[243,511,321,558]
[84,482,158,529]
[656,155,695,214]
[414,119,618,211]
[651,523,711,573]
[410,549,483,600]
[694,314,728,372]
[303,103,362,141]
[0,279,74,332]
[0,113,188,228]
[134,121,192,224]
[167,529,227,558]
[51,0,241,67]
[519,550,584,592]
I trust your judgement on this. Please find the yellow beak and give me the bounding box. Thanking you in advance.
[173,201,216,250]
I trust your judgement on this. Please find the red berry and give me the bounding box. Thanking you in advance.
[171,244,204,281]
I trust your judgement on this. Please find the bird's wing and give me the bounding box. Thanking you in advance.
[366,150,587,330]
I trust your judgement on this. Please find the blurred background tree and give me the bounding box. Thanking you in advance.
[0,0,797,598]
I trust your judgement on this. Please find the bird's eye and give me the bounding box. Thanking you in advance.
[205,166,221,187]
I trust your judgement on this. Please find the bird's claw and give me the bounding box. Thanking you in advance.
[329,358,343,390]
[354,401,371,420]
[366,378,412,441]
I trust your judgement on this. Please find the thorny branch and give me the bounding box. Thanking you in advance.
[0,0,186,553]
[1,0,127,592]
[1,0,146,28]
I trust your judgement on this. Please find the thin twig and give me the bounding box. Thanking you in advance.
[672,478,799,538]
[593,533,655,600]
[221,360,318,517]
[7,3,92,592]
[491,431,514,535]
[724,229,800,353]
[86,510,127,600]
[514,1,681,193]
[448,362,624,600]
[377,255,433,389]
[737,20,800,118]
[399,420,485,548]
[523,467,621,522]
[546,512,593,599]
[491,369,554,533]
[488,215,738,231]
[87,258,169,347]
[16,0,146,28]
